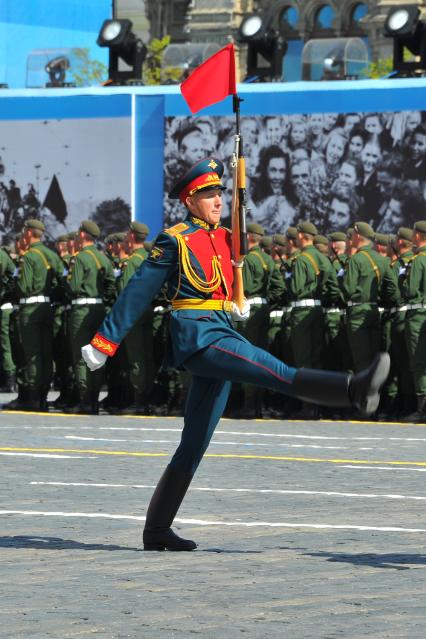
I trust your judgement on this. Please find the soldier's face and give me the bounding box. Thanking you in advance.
[329,198,351,230]
[186,188,223,226]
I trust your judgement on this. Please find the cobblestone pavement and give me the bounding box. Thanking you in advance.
[1,401,426,638]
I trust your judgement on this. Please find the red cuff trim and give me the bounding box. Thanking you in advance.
[91,333,119,356]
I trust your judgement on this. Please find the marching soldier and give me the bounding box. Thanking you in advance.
[341,222,397,373]
[81,156,390,551]
[236,222,284,418]
[0,244,17,392]
[119,221,155,414]
[6,219,63,411]
[51,234,72,409]
[65,220,116,414]
[403,221,426,422]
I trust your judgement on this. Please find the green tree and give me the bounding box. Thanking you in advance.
[70,48,108,87]
[144,36,182,85]
[361,56,394,79]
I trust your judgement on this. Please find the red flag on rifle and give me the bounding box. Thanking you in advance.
[180,43,237,114]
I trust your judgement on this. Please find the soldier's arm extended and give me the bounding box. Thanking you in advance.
[268,262,285,306]
[380,262,399,307]
[404,255,424,302]
[290,255,310,298]
[91,232,176,355]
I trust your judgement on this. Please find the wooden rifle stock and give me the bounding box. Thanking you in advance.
[231,150,248,311]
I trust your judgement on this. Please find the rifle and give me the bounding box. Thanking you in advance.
[230,95,248,311]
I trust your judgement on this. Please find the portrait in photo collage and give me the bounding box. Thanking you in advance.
[163,111,426,235]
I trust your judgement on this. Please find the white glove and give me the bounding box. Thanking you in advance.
[81,344,108,371]
[230,299,250,322]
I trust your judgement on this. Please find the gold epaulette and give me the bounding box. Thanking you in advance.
[165,223,189,237]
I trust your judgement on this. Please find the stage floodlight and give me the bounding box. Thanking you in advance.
[384,5,426,74]
[44,56,75,88]
[97,19,147,85]
[238,10,287,81]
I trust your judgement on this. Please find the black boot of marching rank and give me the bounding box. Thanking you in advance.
[143,465,197,551]
[292,353,390,416]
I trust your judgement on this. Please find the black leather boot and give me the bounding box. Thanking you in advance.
[143,465,197,551]
[3,386,27,410]
[401,395,426,424]
[291,353,390,416]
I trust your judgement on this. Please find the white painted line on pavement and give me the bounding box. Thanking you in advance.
[63,435,380,452]
[1,509,425,533]
[29,481,426,501]
[340,465,426,472]
[5,424,426,444]
[0,452,97,459]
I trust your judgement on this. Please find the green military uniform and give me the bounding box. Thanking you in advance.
[322,231,350,374]
[290,222,339,370]
[342,222,397,373]
[386,229,415,418]
[15,219,63,409]
[403,221,426,421]
[119,222,155,413]
[67,221,116,413]
[237,222,285,417]
[51,235,73,408]
[0,247,17,391]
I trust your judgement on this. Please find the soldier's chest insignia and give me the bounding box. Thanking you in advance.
[150,246,164,261]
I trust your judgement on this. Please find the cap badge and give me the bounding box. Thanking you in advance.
[208,159,218,170]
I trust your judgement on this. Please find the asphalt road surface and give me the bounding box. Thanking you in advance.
[1,403,426,638]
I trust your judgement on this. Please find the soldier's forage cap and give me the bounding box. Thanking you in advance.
[130,221,149,237]
[169,157,225,203]
[247,222,265,237]
[56,234,68,243]
[66,231,77,240]
[328,231,346,242]
[354,221,375,240]
[104,234,113,244]
[397,227,413,242]
[414,220,426,234]
[297,221,318,236]
[24,218,45,232]
[79,220,100,239]
[285,226,298,240]
[374,233,390,246]
[259,235,273,249]
[314,234,328,246]
[272,233,287,247]
[114,232,127,242]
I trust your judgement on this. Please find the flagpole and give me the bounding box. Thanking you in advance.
[231,94,248,311]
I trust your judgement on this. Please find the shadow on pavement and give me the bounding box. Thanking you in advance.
[201,547,263,554]
[0,535,141,552]
[303,550,426,570]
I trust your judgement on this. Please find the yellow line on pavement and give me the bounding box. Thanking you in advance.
[1,446,426,466]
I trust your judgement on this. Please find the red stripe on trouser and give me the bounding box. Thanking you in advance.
[210,344,292,384]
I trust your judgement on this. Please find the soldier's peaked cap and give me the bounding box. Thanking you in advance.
[397,227,413,241]
[272,233,287,247]
[24,218,45,232]
[130,221,150,237]
[374,233,390,246]
[56,234,68,242]
[414,220,426,234]
[328,231,346,242]
[354,221,375,240]
[79,220,100,239]
[285,226,298,240]
[169,157,226,202]
[247,222,265,236]
[314,234,328,245]
[297,221,318,236]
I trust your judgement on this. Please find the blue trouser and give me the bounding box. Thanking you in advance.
[170,336,297,474]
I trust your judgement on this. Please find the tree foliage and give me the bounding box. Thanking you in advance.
[361,56,394,79]
[70,48,108,87]
[144,35,182,85]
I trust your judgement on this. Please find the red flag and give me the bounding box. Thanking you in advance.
[180,43,237,114]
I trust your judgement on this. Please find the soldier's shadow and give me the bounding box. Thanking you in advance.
[0,535,141,552]
[302,550,426,570]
